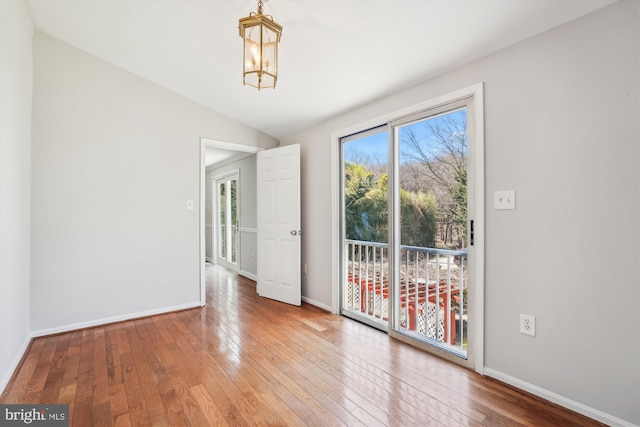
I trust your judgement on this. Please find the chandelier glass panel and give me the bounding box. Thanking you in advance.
[238,1,282,90]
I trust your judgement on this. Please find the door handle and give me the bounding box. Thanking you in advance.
[290,230,297,236]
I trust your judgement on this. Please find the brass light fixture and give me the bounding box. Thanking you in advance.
[238,0,282,90]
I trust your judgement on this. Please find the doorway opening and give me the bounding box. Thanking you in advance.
[199,138,264,306]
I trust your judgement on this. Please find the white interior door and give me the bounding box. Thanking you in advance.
[257,144,301,306]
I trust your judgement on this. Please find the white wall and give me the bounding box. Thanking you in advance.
[0,0,33,393]
[281,1,639,425]
[205,155,258,277]
[30,32,275,333]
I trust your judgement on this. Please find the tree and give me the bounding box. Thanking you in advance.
[344,162,437,248]
[400,112,466,188]
[449,169,467,247]
[344,162,388,243]
[400,190,438,248]
[399,109,467,248]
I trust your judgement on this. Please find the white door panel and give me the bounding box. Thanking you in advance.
[257,144,301,306]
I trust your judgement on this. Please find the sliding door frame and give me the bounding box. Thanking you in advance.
[331,83,485,373]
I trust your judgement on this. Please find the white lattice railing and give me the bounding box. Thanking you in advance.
[344,240,468,354]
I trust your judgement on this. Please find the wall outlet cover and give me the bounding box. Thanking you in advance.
[520,313,536,336]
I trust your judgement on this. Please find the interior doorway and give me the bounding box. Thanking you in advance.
[199,138,264,306]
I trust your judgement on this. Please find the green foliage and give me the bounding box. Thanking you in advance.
[400,190,437,247]
[344,162,437,247]
[344,162,388,243]
[231,179,238,225]
[449,169,467,244]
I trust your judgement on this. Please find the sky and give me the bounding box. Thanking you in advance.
[344,131,388,164]
[343,108,466,165]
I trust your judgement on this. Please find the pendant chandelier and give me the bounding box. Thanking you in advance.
[238,0,283,90]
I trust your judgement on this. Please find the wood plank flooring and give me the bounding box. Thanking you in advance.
[1,265,605,426]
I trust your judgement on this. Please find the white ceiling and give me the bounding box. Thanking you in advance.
[204,146,253,168]
[25,0,616,140]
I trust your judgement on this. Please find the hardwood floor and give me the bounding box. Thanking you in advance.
[1,265,604,426]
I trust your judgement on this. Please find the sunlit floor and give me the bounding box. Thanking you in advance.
[0,263,605,426]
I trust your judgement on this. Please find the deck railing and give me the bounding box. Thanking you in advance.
[344,239,468,355]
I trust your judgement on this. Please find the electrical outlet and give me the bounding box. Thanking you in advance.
[520,314,536,336]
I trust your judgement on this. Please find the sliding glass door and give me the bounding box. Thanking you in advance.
[341,96,475,360]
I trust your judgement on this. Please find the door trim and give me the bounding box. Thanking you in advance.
[330,83,485,373]
[199,138,264,307]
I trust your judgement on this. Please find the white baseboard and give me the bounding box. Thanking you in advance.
[301,296,332,312]
[0,333,32,395]
[2,303,202,395]
[238,270,257,281]
[30,302,202,338]
[483,368,638,427]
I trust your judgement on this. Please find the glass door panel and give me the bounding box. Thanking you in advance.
[230,179,238,264]
[218,181,226,260]
[340,127,389,330]
[216,175,239,268]
[394,106,469,357]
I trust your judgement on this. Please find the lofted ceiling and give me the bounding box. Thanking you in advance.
[25,0,616,141]
[204,146,253,168]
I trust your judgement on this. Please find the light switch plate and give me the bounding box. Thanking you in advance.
[494,190,516,210]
